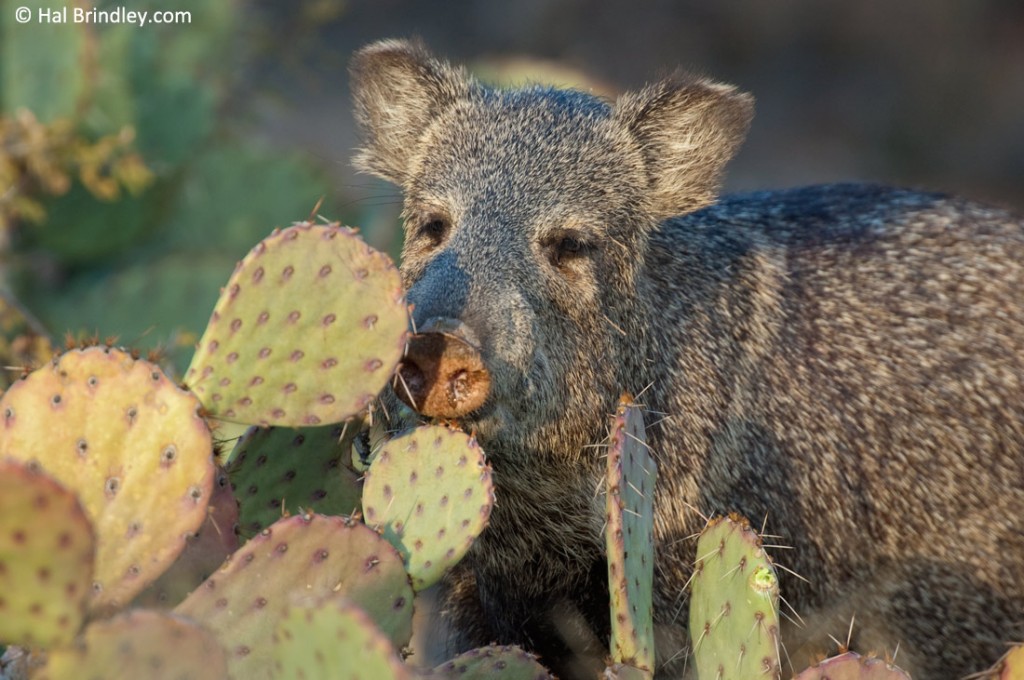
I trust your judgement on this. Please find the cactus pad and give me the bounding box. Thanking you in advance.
[37,610,227,680]
[272,597,413,680]
[0,460,94,648]
[605,396,657,672]
[690,515,781,680]
[134,467,239,608]
[226,421,363,536]
[792,652,912,680]
[602,663,653,680]
[185,223,408,427]
[362,425,494,591]
[0,347,215,613]
[175,512,414,680]
[997,645,1024,680]
[426,645,554,680]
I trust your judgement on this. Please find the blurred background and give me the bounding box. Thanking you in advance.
[1,0,1022,381]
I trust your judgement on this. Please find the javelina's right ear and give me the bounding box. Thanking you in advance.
[350,39,473,185]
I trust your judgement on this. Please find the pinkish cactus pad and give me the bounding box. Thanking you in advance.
[176,513,414,680]
[37,609,227,680]
[792,651,912,680]
[0,460,95,648]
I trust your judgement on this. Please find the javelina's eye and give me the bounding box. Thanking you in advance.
[550,235,586,268]
[417,217,449,246]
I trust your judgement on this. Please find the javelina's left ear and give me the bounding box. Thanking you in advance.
[615,75,754,219]
[350,39,474,185]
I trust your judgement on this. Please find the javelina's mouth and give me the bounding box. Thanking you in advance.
[394,318,491,418]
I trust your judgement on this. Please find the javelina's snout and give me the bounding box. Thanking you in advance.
[395,318,490,418]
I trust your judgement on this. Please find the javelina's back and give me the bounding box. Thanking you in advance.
[642,183,1024,676]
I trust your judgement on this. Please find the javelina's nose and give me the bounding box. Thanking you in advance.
[395,317,490,418]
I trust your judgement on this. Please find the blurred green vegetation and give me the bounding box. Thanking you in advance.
[0,0,372,377]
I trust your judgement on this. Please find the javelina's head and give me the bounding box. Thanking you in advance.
[350,40,752,458]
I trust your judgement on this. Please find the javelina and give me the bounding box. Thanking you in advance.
[349,39,1024,679]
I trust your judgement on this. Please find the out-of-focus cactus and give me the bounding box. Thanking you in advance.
[0,291,54,391]
[0,1,88,122]
[0,346,216,613]
[362,425,494,591]
[791,651,912,680]
[36,610,227,680]
[689,515,781,680]
[0,460,94,648]
[272,596,413,680]
[175,513,414,680]
[185,223,408,427]
[225,421,363,536]
[605,395,657,675]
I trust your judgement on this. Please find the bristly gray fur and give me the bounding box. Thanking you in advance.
[350,39,1024,679]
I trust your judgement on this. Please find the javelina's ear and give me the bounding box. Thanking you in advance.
[615,75,754,218]
[350,39,473,185]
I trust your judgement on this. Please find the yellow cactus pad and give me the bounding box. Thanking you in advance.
[0,347,215,613]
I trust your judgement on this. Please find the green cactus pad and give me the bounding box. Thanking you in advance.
[0,460,95,648]
[605,396,657,672]
[185,223,408,427]
[0,347,215,613]
[175,513,414,680]
[37,609,227,680]
[362,425,494,591]
[134,467,239,608]
[690,515,781,680]
[226,421,363,536]
[272,596,413,680]
[792,652,911,680]
[426,645,554,680]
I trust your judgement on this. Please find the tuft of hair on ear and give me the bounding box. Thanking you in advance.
[349,38,475,185]
[614,73,754,219]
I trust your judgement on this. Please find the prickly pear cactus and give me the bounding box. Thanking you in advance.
[272,597,413,680]
[998,645,1024,680]
[134,467,239,609]
[603,663,654,680]
[0,460,94,648]
[36,609,227,680]
[185,223,408,427]
[605,395,657,674]
[175,512,414,680]
[426,645,554,680]
[226,421,363,536]
[0,347,215,613]
[792,652,911,680]
[689,515,781,680]
[362,425,494,591]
